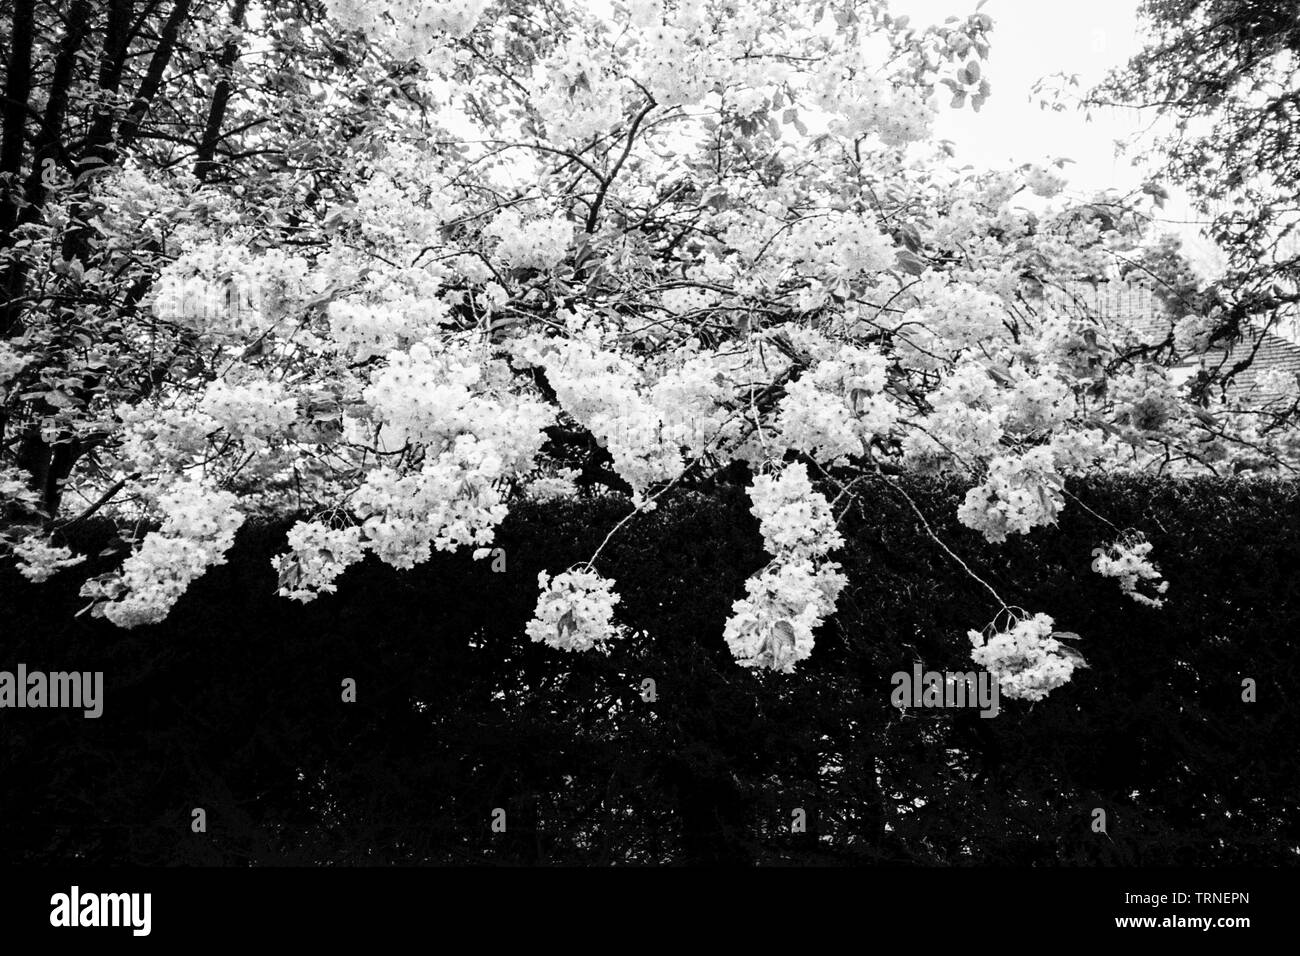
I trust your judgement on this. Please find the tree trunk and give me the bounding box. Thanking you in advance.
[194,0,249,183]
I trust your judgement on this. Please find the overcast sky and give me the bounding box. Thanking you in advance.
[890,0,1227,275]
[893,0,1146,189]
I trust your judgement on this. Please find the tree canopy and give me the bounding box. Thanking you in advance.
[1090,0,1300,384]
[2,0,1297,696]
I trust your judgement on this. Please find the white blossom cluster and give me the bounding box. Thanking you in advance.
[522,468,581,501]
[362,341,552,474]
[325,264,455,362]
[811,66,936,147]
[152,241,314,338]
[262,338,555,599]
[0,463,42,512]
[272,521,366,602]
[352,435,509,570]
[659,286,719,315]
[484,209,572,272]
[515,335,685,501]
[1092,535,1169,607]
[531,36,628,145]
[777,344,899,464]
[647,349,739,458]
[897,275,1008,362]
[783,212,898,283]
[1173,312,1215,355]
[723,462,846,672]
[199,377,298,443]
[631,8,722,106]
[79,482,244,628]
[324,0,489,65]
[116,405,219,478]
[0,342,28,386]
[526,567,626,652]
[902,364,1006,472]
[1256,367,1300,403]
[969,612,1080,701]
[12,534,85,583]
[328,299,434,363]
[957,448,1065,542]
[1025,164,1068,199]
[1004,364,1073,434]
[354,143,463,253]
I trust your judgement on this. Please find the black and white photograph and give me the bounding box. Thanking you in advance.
[0,0,1294,939]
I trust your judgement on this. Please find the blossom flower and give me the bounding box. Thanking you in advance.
[958,449,1065,542]
[272,522,366,602]
[526,567,626,652]
[1025,164,1067,198]
[484,208,572,271]
[723,462,846,671]
[79,481,244,628]
[724,560,846,672]
[969,612,1081,701]
[12,534,85,583]
[0,342,29,386]
[1091,534,1169,607]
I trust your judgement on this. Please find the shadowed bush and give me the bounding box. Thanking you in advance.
[1,476,1297,865]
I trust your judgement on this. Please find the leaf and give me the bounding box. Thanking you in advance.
[700,185,729,210]
[772,620,797,648]
[74,165,114,187]
[896,250,928,276]
[1057,645,1089,668]
[556,608,577,639]
[277,560,302,590]
[950,90,966,109]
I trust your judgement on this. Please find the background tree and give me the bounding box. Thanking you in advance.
[1089,0,1300,388]
[2,0,1295,692]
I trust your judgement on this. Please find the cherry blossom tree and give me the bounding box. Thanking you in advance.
[4,0,1295,701]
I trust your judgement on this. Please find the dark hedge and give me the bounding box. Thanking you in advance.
[1,476,1297,865]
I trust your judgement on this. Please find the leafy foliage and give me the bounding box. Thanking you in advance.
[2,477,1296,864]
[1091,0,1300,384]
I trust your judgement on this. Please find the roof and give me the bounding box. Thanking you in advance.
[1043,280,1300,403]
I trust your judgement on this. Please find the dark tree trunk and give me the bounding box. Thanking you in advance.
[194,0,249,183]
[0,0,37,334]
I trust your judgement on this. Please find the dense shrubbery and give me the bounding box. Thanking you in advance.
[2,476,1297,865]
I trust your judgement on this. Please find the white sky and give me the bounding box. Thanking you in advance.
[892,0,1148,190]
[890,0,1227,274]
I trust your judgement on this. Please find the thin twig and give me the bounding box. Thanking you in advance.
[872,464,1009,612]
